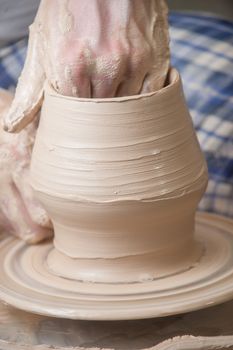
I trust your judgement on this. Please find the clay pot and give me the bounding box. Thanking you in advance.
[30,68,208,283]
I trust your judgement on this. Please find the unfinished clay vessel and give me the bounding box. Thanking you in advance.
[30,68,208,283]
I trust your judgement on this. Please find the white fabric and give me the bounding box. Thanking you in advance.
[0,0,40,47]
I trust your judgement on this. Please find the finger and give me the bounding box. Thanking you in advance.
[86,44,132,98]
[91,66,123,98]
[0,210,13,234]
[115,72,146,97]
[3,23,45,133]
[12,166,52,230]
[62,63,92,98]
[140,68,169,94]
[0,181,53,243]
[143,0,170,93]
[91,78,120,98]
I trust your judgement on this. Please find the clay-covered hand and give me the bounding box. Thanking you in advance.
[0,89,53,243]
[3,0,170,133]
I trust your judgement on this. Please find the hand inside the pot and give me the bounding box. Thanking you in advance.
[0,89,53,243]
[3,0,170,133]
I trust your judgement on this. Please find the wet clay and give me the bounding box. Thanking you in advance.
[3,0,170,133]
[1,213,233,319]
[30,68,208,283]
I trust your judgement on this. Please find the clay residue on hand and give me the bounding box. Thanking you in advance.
[58,0,74,35]
[3,0,170,133]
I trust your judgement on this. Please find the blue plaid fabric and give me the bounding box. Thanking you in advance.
[169,12,233,217]
[0,12,233,217]
[0,38,28,91]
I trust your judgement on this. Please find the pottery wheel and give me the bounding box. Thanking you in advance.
[0,212,233,320]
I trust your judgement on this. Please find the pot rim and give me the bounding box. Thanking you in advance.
[45,67,179,104]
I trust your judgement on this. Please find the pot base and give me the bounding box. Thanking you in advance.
[0,212,233,320]
[47,240,202,283]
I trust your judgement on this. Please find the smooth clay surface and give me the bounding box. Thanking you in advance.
[30,68,208,283]
[1,213,233,320]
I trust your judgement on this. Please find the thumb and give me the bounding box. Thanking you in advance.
[3,22,45,133]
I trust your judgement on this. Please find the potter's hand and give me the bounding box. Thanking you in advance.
[0,89,53,243]
[3,0,170,133]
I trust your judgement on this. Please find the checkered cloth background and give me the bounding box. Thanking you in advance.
[0,38,27,91]
[0,12,233,217]
[170,12,233,217]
